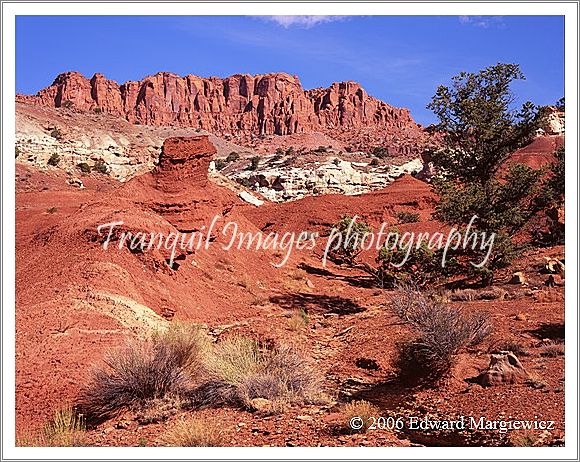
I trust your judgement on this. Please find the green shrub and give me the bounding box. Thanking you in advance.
[395,211,420,224]
[93,160,109,175]
[226,151,240,162]
[48,153,60,167]
[247,156,260,171]
[77,162,91,174]
[50,128,63,140]
[214,159,226,171]
[329,215,372,265]
[376,238,457,288]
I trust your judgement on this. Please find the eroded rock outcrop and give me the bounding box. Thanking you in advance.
[19,71,423,155]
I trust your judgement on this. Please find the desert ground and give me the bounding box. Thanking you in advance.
[14,71,565,447]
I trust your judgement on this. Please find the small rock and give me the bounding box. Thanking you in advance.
[305,278,315,289]
[249,398,273,413]
[510,271,528,286]
[515,312,528,321]
[295,415,313,421]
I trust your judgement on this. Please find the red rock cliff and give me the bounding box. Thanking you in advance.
[19,71,423,153]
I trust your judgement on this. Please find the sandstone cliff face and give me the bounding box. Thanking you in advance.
[20,71,422,154]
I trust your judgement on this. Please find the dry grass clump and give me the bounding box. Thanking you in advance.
[450,286,508,302]
[510,430,541,447]
[342,400,378,433]
[162,417,224,447]
[199,336,322,412]
[287,309,309,331]
[17,408,86,447]
[75,323,322,426]
[539,342,565,357]
[489,339,529,357]
[77,322,207,425]
[392,284,492,383]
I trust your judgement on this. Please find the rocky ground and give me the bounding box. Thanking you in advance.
[15,133,565,447]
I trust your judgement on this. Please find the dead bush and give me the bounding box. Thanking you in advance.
[489,340,529,357]
[450,286,508,302]
[162,416,225,447]
[540,342,565,357]
[391,284,492,383]
[77,323,206,426]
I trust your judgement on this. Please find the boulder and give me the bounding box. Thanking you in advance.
[476,351,528,386]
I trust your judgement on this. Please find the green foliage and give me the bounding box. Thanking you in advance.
[555,97,565,111]
[50,128,63,140]
[226,151,240,162]
[48,153,60,167]
[94,107,103,114]
[427,63,538,185]
[214,159,226,171]
[427,63,545,284]
[77,162,91,174]
[93,160,109,175]
[371,146,390,158]
[376,240,458,288]
[329,215,372,265]
[395,211,420,224]
[247,156,260,171]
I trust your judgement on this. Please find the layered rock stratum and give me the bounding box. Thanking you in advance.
[18,71,423,155]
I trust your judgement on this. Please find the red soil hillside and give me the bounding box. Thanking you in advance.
[15,136,289,431]
[507,135,564,170]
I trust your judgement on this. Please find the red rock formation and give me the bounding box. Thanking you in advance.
[18,71,423,154]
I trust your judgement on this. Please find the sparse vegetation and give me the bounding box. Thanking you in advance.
[329,215,372,265]
[48,152,60,167]
[394,211,420,224]
[50,128,63,140]
[93,107,102,113]
[76,324,320,425]
[376,239,457,288]
[17,407,86,447]
[76,322,206,425]
[247,155,260,171]
[200,336,322,411]
[214,159,226,171]
[369,158,379,166]
[62,100,74,109]
[540,342,564,357]
[287,308,309,331]
[391,285,492,383]
[342,400,378,433]
[450,286,508,302]
[226,151,240,162]
[15,145,21,158]
[162,417,224,447]
[46,207,57,214]
[93,160,109,174]
[77,162,91,174]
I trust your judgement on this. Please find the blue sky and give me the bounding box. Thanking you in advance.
[16,15,564,125]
